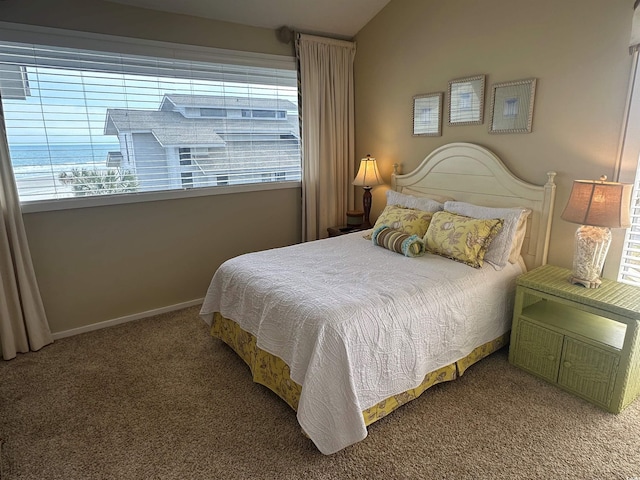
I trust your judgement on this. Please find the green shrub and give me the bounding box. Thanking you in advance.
[58,168,139,196]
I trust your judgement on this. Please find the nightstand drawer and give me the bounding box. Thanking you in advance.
[558,337,619,408]
[512,319,563,382]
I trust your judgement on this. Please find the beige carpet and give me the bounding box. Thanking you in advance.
[1,306,639,480]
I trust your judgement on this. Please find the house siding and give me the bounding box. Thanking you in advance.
[130,133,170,191]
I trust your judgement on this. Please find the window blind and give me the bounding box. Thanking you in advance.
[619,168,640,286]
[0,38,301,203]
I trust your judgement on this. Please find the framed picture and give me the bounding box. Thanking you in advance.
[488,78,537,134]
[447,74,485,126]
[412,92,443,136]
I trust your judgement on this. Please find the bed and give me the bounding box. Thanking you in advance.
[200,142,556,454]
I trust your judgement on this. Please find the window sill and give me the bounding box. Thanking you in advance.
[20,180,301,214]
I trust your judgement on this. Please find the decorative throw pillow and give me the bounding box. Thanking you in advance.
[372,225,425,257]
[444,201,530,269]
[371,205,434,238]
[424,211,503,268]
[386,190,444,213]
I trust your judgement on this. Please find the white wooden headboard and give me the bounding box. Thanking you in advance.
[391,143,556,271]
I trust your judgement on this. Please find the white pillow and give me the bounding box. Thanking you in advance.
[443,201,531,270]
[508,212,530,264]
[386,190,444,213]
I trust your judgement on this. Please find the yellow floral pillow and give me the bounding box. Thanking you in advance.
[424,211,503,268]
[371,205,434,238]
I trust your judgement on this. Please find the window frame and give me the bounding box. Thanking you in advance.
[0,21,301,214]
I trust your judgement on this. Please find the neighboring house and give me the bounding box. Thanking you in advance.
[103,94,300,192]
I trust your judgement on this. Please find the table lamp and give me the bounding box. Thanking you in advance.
[353,154,383,228]
[561,175,632,288]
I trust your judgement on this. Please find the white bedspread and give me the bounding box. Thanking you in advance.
[200,231,522,454]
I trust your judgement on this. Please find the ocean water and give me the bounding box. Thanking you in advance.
[8,143,120,201]
[9,143,118,168]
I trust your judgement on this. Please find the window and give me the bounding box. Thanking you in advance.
[617,52,640,286]
[181,172,194,189]
[200,108,227,117]
[252,109,276,118]
[0,26,301,208]
[216,175,229,186]
[239,109,287,119]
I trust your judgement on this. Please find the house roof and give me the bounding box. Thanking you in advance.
[104,99,299,147]
[160,94,297,112]
[104,109,226,147]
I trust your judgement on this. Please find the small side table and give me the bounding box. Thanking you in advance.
[509,264,640,413]
[327,225,367,237]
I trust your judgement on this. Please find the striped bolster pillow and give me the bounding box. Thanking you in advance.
[372,225,425,257]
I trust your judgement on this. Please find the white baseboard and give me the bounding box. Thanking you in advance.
[51,298,204,340]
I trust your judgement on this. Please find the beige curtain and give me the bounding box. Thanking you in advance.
[0,99,53,360]
[296,34,356,241]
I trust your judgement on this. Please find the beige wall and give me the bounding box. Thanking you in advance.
[0,0,301,333]
[354,0,634,274]
[0,0,292,56]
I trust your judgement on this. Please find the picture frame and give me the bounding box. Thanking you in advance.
[488,78,537,134]
[447,74,485,126]
[412,92,443,136]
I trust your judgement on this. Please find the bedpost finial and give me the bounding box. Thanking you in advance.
[545,171,556,186]
[393,163,399,175]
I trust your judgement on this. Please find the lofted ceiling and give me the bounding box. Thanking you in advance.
[104,0,391,38]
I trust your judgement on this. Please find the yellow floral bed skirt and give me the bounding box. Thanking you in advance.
[211,312,509,427]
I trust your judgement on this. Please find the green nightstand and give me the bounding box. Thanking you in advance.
[509,265,640,413]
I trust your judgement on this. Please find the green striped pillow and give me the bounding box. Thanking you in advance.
[372,225,425,257]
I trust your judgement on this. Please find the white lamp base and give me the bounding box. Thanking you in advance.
[569,225,611,288]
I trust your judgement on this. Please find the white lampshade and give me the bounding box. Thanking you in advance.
[353,155,383,188]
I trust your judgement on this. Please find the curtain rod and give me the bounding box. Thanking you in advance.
[276,26,353,45]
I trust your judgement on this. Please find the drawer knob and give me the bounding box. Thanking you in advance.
[564,361,572,368]
[546,355,555,361]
